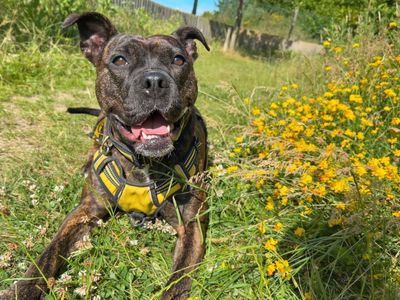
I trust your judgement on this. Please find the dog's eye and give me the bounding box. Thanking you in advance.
[112,56,128,66]
[173,55,185,66]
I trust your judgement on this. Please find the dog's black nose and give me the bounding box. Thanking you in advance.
[143,71,169,92]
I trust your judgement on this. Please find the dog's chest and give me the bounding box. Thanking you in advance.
[125,164,151,183]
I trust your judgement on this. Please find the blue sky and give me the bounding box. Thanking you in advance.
[153,0,217,14]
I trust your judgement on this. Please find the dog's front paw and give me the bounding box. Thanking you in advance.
[0,283,45,300]
[161,290,189,300]
[161,277,192,300]
[0,288,14,300]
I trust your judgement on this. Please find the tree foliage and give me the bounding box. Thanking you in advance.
[211,0,398,40]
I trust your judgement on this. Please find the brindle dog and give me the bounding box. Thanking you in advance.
[0,12,209,300]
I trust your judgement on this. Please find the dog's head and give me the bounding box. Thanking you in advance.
[63,12,209,158]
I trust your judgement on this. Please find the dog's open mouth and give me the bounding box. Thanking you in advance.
[118,113,171,143]
[114,110,188,144]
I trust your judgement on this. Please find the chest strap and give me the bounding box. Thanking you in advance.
[92,118,200,217]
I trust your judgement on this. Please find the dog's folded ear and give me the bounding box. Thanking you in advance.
[62,12,117,65]
[173,27,210,61]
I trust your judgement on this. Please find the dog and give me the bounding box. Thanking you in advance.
[0,12,209,300]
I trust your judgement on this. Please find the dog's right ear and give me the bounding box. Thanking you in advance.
[62,12,117,65]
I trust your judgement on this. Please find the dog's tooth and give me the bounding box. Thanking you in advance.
[142,132,148,139]
[167,125,170,133]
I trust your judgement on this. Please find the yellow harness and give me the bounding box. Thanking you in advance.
[91,118,199,223]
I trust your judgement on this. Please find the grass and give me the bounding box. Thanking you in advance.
[0,22,318,298]
[1,6,399,300]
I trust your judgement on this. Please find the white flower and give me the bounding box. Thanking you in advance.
[91,272,101,283]
[0,186,6,196]
[96,219,107,227]
[74,286,87,297]
[0,252,12,268]
[59,273,72,282]
[73,235,93,252]
[129,239,139,246]
[53,185,64,192]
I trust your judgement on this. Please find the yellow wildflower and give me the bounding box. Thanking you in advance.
[300,173,313,186]
[393,211,400,218]
[355,164,367,177]
[320,168,336,183]
[274,222,283,231]
[302,207,313,216]
[256,179,265,189]
[235,136,243,143]
[323,40,331,47]
[304,292,313,300]
[291,83,299,89]
[349,94,362,103]
[384,89,396,98]
[330,179,350,193]
[294,227,305,237]
[391,117,400,125]
[226,165,238,174]
[371,166,386,179]
[258,222,266,234]
[277,184,289,197]
[267,263,276,276]
[313,184,327,197]
[264,237,278,251]
[233,147,241,153]
[275,259,292,279]
[266,197,274,211]
[336,202,346,211]
[251,107,261,116]
[332,47,342,54]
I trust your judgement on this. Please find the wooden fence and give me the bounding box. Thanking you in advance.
[111,0,230,40]
[111,0,323,56]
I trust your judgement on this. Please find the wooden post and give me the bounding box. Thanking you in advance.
[223,27,232,52]
[192,0,198,15]
[396,0,400,18]
[228,0,244,50]
[285,6,299,49]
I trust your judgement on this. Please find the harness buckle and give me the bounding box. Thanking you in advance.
[101,138,113,155]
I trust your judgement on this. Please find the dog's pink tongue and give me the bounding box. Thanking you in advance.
[131,114,169,137]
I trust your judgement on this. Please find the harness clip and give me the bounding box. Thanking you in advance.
[101,138,113,155]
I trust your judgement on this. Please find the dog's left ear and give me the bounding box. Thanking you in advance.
[173,27,210,61]
[62,12,117,65]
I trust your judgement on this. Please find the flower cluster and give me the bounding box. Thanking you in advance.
[222,25,400,290]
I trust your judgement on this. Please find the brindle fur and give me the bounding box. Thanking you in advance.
[0,12,209,300]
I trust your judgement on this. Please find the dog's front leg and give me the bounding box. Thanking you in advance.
[161,187,208,300]
[0,182,110,300]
